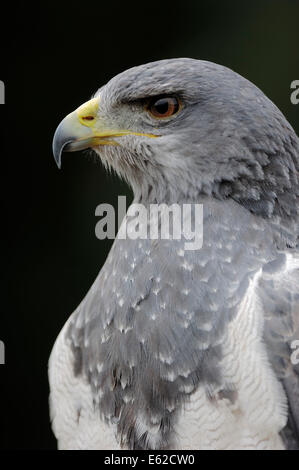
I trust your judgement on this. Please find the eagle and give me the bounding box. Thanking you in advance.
[50,58,299,450]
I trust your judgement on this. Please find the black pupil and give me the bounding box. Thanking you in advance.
[154,97,178,115]
[154,98,170,114]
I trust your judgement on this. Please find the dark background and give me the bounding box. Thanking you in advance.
[0,0,298,450]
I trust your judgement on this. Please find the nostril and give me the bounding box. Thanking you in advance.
[82,116,95,121]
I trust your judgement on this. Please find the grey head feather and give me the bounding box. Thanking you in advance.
[97,59,299,233]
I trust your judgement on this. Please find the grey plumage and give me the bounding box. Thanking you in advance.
[51,58,299,450]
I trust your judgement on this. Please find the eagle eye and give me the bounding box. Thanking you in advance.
[146,96,180,119]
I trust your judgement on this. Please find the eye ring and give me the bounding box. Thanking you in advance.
[146,96,181,119]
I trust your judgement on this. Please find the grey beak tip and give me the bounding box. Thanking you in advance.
[53,137,62,169]
[52,120,74,169]
[52,124,64,169]
[52,112,93,168]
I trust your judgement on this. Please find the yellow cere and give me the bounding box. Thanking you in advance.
[77,98,100,127]
[76,97,160,140]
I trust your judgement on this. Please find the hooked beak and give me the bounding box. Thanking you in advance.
[52,97,159,168]
[53,97,118,168]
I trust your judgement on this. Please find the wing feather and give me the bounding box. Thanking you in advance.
[259,252,299,449]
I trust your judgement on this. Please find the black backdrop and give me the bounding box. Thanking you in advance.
[1,0,298,450]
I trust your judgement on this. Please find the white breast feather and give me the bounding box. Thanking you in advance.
[49,254,299,449]
[49,317,118,450]
[175,268,288,450]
